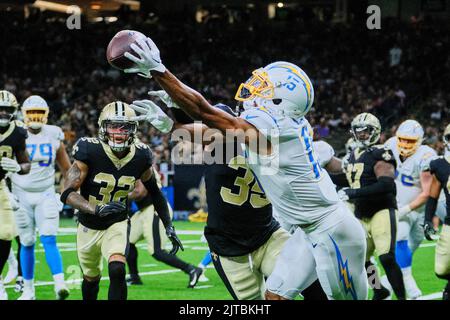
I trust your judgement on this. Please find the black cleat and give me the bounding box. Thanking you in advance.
[126,275,143,286]
[188,267,203,288]
[372,286,391,300]
[14,276,24,293]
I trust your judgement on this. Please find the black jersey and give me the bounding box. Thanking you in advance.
[346,146,397,218]
[430,156,450,225]
[204,104,279,257]
[0,121,28,181]
[72,137,153,229]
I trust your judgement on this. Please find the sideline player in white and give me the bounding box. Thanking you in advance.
[384,120,436,299]
[122,37,368,300]
[11,95,71,300]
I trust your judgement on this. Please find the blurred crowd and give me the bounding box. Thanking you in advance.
[1,9,449,164]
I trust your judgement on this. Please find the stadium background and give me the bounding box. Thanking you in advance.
[0,0,449,300]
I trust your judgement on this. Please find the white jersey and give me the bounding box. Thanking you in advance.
[240,107,340,227]
[385,137,437,211]
[313,140,335,168]
[11,125,64,192]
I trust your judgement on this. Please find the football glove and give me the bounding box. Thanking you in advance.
[337,188,350,201]
[94,201,127,218]
[0,157,21,173]
[148,90,180,109]
[124,37,166,78]
[130,99,174,133]
[166,225,184,255]
[423,220,439,241]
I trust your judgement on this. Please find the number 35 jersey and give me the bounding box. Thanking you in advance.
[346,146,397,218]
[385,137,437,211]
[11,124,64,192]
[72,137,153,229]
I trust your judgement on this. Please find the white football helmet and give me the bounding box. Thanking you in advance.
[396,119,424,158]
[22,95,49,129]
[351,112,381,149]
[0,90,19,127]
[235,61,314,118]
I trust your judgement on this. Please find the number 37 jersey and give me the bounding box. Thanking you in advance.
[346,146,397,218]
[11,124,63,192]
[72,137,153,228]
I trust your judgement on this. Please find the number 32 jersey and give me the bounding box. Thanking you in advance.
[345,146,397,218]
[11,125,64,192]
[73,137,153,229]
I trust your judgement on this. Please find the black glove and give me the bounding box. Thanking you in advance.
[166,225,184,255]
[94,201,127,218]
[423,220,438,241]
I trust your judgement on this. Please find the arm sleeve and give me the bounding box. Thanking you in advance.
[347,176,396,199]
[142,174,172,229]
[424,196,438,223]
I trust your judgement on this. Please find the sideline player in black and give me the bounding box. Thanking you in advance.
[424,123,450,300]
[338,112,406,300]
[0,90,31,301]
[126,176,203,288]
[60,101,182,300]
[128,92,327,300]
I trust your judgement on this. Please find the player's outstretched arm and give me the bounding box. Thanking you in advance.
[61,160,95,214]
[140,167,184,255]
[123,37,253,135]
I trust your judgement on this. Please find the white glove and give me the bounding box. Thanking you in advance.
[148,90,180,109]
[398,205,412,220]
[130,99,174,133]
[0,157,21,173]
[337,188,350,201]
[124,37,166,78]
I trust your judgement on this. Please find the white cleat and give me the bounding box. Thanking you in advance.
[404,275,422,300]
[18,288,36,300]
[55,284,70,300]
[198,270,209,283]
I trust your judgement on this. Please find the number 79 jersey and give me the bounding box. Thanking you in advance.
[72,137,153,229]
[345,146,397,218]
[11,124,63,192]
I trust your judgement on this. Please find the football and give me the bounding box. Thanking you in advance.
[106,30,146,70]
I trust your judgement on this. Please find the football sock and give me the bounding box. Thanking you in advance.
[0,240,12,275]
[20,244,35,280]
[301,279,328,300]
[40,235,63,275]
[16,236,22,277]
[199,251,212,269]
[395,240,412,268]
[153,249,192,273]
[82,278,100,300]
[379,252,406,300]
[108,261,127,300]
[126,243,139,276]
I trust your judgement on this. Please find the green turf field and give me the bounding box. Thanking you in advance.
[1,218,447,300]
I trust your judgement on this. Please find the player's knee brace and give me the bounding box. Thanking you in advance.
[395,240,412,268]
[40,235,63,275]
[108,261,126,281]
